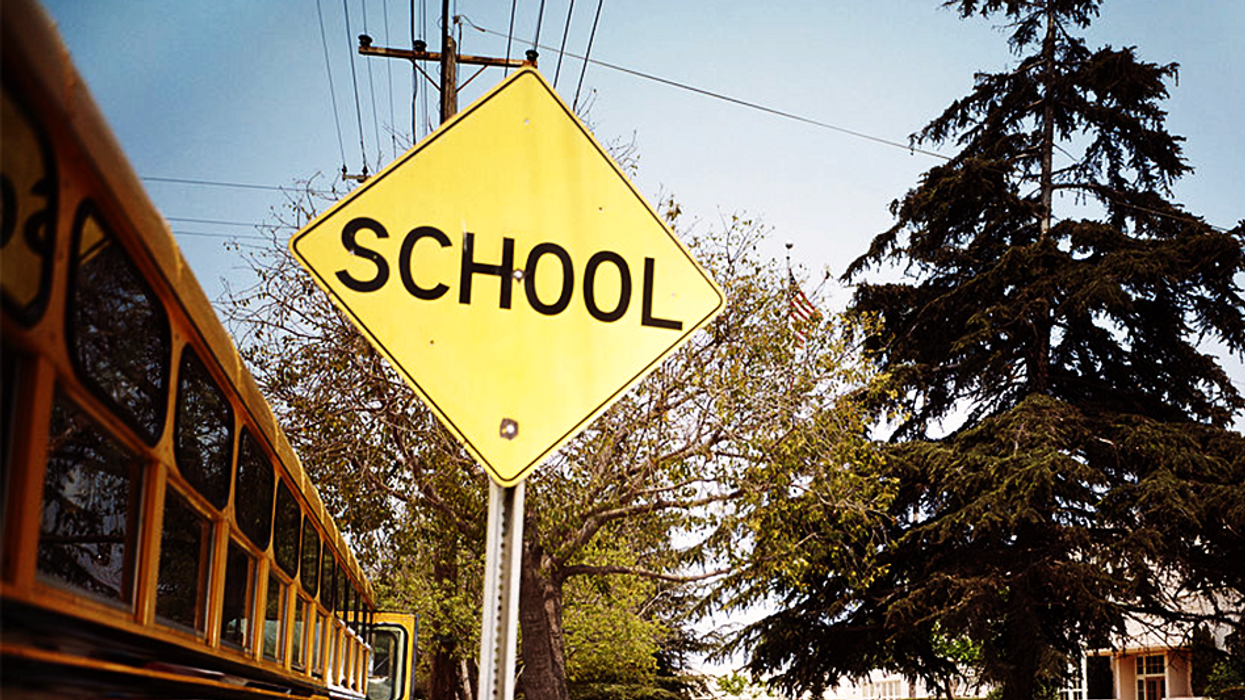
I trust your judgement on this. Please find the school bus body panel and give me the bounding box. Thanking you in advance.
[1,0,404,696]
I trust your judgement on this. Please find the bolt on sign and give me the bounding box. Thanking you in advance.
[291,68,724,487]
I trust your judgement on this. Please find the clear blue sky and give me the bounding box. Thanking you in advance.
[40,0,1244,405]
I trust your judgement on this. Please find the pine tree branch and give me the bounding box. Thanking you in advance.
[561,562,733,584]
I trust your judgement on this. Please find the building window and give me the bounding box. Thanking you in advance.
[863,679,903,699]
[1059,656,1085,700]
[1087,656,1113,699]
[1137,654,1166,700]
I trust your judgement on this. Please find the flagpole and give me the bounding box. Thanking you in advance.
[785,241,796,397]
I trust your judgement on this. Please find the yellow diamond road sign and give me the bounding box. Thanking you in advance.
[291,68,724,487]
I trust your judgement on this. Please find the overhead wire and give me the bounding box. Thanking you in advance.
[382,0,398,156]
[553,0,575,88]
[504,0,518,77]
[166,216,295,229]
[415,0,425,140]
[464,17,946,159]
[531,0,548,52]
[459,19,1235,233]
[420,0,431,135]
[360,0,384,164]
[174,230,272,244]
[144,176,334,195]
[315,0,348,170]
[573,0,603,112]
[342,0,371,175]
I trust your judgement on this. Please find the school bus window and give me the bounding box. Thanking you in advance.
[320,547,336,610]
[313,611,325,676]
[345,625,355,687]
[330,623,341,685]
[234,428,274,549]
[325,621,336,682]
[67,205,170,445]
[368,627,402,700]
[343,586,354,629]
[37,393,141,607]
[300,515,320,596]
[273,480,300,577]
[174,348,233,510]
[1,82,58,327]
[263,574,285,662]
[292,595,307,671]
[156,488,212,633]
[336,564,347,618]
[220,540,255,650]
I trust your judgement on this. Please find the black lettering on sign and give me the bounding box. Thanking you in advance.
[641,258,682,331]
[524,243,573,315]
[583,251,631,323]
[328,219,687,331]
[459,233,514,309]
[400,226,451,300]
[336,217,389,292]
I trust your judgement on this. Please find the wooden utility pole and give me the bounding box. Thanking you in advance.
[357,7,535,134]
[357,9,536,700]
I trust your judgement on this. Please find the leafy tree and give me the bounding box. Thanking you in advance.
[739,1,1245,699]
[225,188,889,700]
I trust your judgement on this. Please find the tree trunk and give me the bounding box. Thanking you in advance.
[430,555,471,700]
[517,543,570,700]
[999,581,1041,700]
[1031,0,1057,396]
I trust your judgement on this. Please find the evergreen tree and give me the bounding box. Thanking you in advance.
[741,2,1245,699]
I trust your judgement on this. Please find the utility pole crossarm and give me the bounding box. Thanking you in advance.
[358,37,528,70]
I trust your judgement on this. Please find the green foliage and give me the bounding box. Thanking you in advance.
[562,543,663,684]
[715,672,750,696]
[568,675,704,700]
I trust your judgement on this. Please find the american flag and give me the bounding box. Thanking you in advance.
[789,274,821,345]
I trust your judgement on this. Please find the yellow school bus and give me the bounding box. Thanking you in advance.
[1,1,416,697]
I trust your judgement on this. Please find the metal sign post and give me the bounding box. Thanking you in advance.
[477,480,526,700]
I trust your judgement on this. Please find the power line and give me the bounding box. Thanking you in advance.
[316,0,348,168]
[382,0,398,153]
[573,0,603,113]
[554,0,575,89]
[504,0,518,77]
[419,0,431,136]
[460,18,1234,233]
[361,0,384,163]
[465,17,946,159]
[531,0,548,52]
[166,216,295,229]
[343,0,370,175]
[143,176,337,196]
[173,229,272,243]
